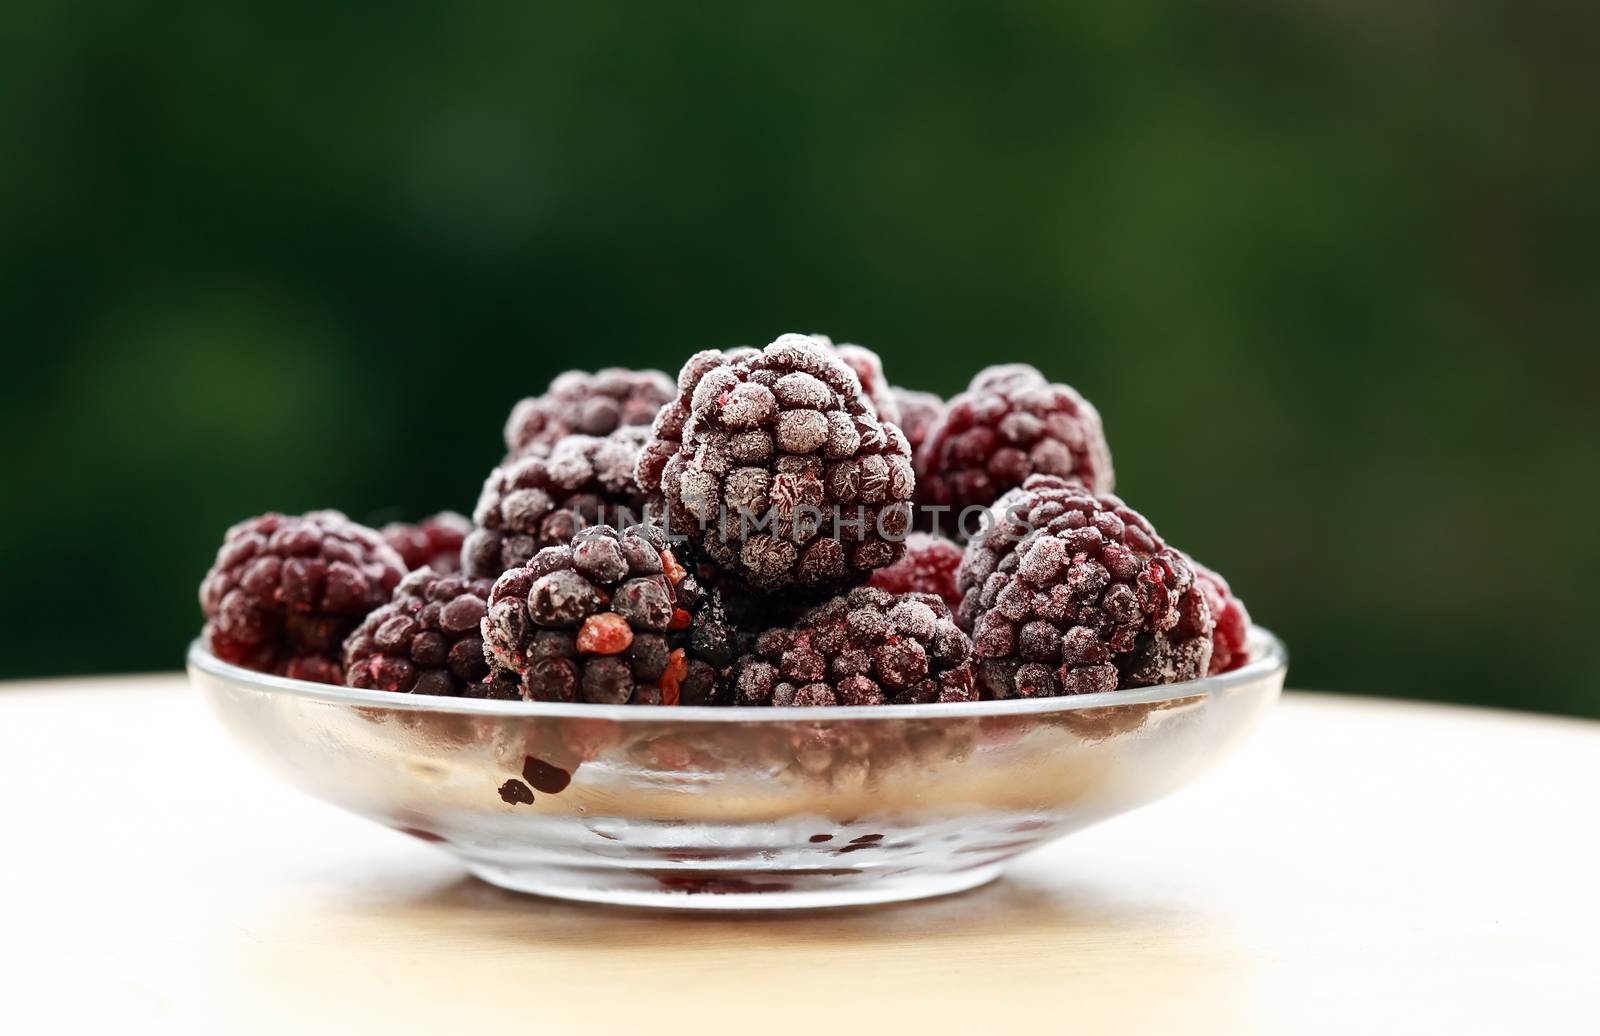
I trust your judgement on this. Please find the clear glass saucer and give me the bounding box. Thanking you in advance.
[188,628,1285,909]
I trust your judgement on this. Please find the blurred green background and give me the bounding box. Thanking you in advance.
[3,3,1596,714]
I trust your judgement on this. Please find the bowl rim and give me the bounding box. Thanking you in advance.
[187,625,1286,722]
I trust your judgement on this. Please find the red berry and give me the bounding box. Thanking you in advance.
[659,648,689,705]
[504,368,674,457]
[577,613,634,655]
[660,549,688,585]
[890,387,945,458]
[200,511,405,683]
[381,512,470,574]
[868,532,963,611]
[1192,561,1251,674]
[917,365,1113,527]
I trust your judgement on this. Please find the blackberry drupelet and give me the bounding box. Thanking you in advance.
[462,427,655,579]
[199,511,406,684]
[1192,560,1251,675]
[916,364,1112,527]
[382,512,470,574]
[956,475,1213,698]
[504,367,674,458]
[342,569,496,696]
[732,586,977,706]
[644,334,916,595]
[868,532,964,611]
[481,524,741,705]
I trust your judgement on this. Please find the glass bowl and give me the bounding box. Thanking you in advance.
[188,627,1285,909]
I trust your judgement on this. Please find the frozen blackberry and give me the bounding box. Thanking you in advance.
[633,346,758,500]
[199,511,406,684]
[957,475,1213,698]
[482,524,741,705]
[890,386,945,458]
[462,427,656,579]
[1192,560,1251,675]
[916,364,1112,530]
[504,367,674,457]
[342,569,496,696]
[809,334,900,425]
[732,586,977,706]
[382,512,470,574]
[645,334,915,595]
[868,532,964,611]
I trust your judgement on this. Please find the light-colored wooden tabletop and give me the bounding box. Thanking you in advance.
[1,676,1595,1035]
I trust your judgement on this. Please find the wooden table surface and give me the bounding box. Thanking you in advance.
[1,676,1595,1035]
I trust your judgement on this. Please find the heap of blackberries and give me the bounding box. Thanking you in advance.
[199,333,1255,703]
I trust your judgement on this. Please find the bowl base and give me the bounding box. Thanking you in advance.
[464,859,1004,910]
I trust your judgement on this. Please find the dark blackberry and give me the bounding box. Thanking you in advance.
[809,334,900,425]
[199,511,406,684]
[956,475,1213,698]
[644,334,915,595]
[481,524,741,705]
[890,386,945,458]
[680,554,806,635]
[868,532,964,611]
[1192,559,1251,675]
[462,427,656,579]
[381,512,470,574]
[732,586,977,706]
[342,569,495,696]
[504,367,675,457]
[916,364,1112,528]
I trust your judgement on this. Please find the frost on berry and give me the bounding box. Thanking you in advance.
[481,524,741,704]
[643,334,916,595]
[462,427,656,579]
[956,476,1215,699]
[733,586,977,706]
[634,347,758,502]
